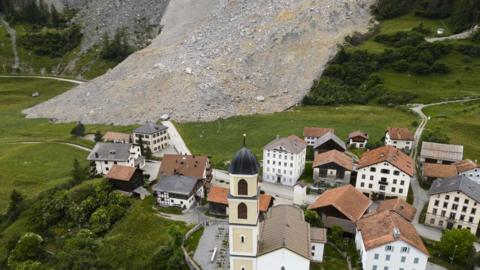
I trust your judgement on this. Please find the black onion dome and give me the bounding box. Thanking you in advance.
[228,147,259,175]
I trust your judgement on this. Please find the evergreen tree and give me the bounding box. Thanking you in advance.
[72,159,88,183]
[6,190,24,223]
[50,4,61,27]
[94,131,103,142]
[70,122,86,137]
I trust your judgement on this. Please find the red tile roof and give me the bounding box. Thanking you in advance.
[207,186,273,212]
[160,154,208,178]
[376,198,416,222]
[387,128,414,141]
[106,165,136,181]
[358,146,414,176]
[313,150,353,171]
[102,131,131,142]
[308,185,371,222]
[422,163,458,179]
[348,130,369,140]
[454,159,480,173]
[303,127,334,138]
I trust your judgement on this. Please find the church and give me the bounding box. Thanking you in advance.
[228,144,326,270]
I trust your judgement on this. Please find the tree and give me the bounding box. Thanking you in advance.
[72,159,88,183]
[437,229,475,264]
[304,209,322,228]
[49,4,61,27]
[329,225,344,246]
[372,0,416,20]
[137,136,145,155]
[421,128,450,144]
[70,122,85,137]
[8,233,44,267]
[145,146,153,160]
[6,190,25,223]
[89,207,111,234]
[94,131,103,142]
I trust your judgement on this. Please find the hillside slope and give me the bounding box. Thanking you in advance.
[24,0,375,124]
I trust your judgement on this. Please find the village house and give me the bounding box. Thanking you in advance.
[422,163,459,183]
[303,127,334,146]
[206,186,273,217]
[102,131,131,143]
[355,146,414,200]
[454,159,480,183]
[152,174,204,209]
[356,210,429,270]
[420,141,463,165]
[133,123,170,153]
[227,145,326,269]
[313,131,346,154]
[87,143,144,175]
[312,149,353,187]
[293,182,308,206]
[308,185,371,234]
[426,175,480,234]
[376,198,416,222]
[348,130,369,148]
[105,165,144,192]
[159,154,211,180]
[262,135,307,186]
[384,128,415,152]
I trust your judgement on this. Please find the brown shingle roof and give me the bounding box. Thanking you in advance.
[102,131,131,142]
[303,127,334,138]
[310,228,327,243]
[106,165,136,181]
[357,211,429,255]
[454,159,480,173]
[348,130,369,140]
[358,146,414,176]
[376,198,416,222]
[160,154,208,178]
[264,135,307,154]
[422,163,458,179]
[258,205,310,259]
[313,150,353,171]
[308,185,371,222]
[387,127,414,141]
[207,186,272,212]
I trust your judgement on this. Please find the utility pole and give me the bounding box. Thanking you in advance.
[450,244,458,264]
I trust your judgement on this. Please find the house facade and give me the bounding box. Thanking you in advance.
[420,142,463,165]
[313,132,346,154]
[87,143,144,175]
[348,130,369,149]
[312,149,353,187]
[454,159,480,183]
[426,176,480,235]
[152,175,204,209]
[356,211,429,270]
[355,146,414,200]
[384,128,414,152]
[262,135,307,186]
[303,127,334,147]
[106,165,144,192]
[133,123,170,153]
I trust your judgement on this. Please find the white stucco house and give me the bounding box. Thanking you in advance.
[426,175,480,235]
[356,210,429,270]
[385,128,414,152]
[87,142,144,175]
[303,127,334,146]
[152,174,204,209]
[454,159,480,183]
[348,130,369,149]
[355,146,414,200]
[133,122,170,153]
[262,135,307,186]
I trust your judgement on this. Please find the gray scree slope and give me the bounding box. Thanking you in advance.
[24,0,375,124]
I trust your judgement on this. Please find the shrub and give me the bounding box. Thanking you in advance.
[375,31,425,47]
[100,29,134,62]
[372,0,416,20]
[392,59,410,72]
[410,62,431,74]
[18,24,82,57]
[422,128,450,144]
[377,92,418,105]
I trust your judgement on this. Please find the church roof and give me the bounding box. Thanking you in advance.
[228,147,259,175]
[258,205,311,259]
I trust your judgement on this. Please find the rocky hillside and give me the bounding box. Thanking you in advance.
[24,0,376,124]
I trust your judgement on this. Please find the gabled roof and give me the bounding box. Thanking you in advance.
[87,143,133,162]
[264,135,307,154]
[308,185,371,222]
[160,154,208,178]
[387,128,414,141]
[258,205,310,259]
[313,150,353,171]
[134,122,168,134]
[429,175,480,203]
[206,186,273,212]
[422,163,458,179]
[454,159,479,173]
[152,175,199,196]
[303,127,334,138]
[376,198,416,222]
[348,130,369,140]
[357,146,414,176]
[420,142,463,162]
[357,211,429,255]
[102,131,131,142]
[310,227,327,244]
[313,132,346,151]
[106,165,137,181]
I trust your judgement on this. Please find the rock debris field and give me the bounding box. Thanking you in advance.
[24,0,376,124]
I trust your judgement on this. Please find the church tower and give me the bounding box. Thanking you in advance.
[228,138,260,270]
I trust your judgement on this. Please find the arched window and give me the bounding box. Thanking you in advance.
[238,203,248,219]
[238,179,248,195]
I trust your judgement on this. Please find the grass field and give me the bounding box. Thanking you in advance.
[423,100,480,160]
[98,198,187,269]
[310,245,348,270]
[177,105,416,166]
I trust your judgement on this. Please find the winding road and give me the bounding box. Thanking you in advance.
[0,75,84,84]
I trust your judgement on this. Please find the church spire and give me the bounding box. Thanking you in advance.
[243,133,247,147]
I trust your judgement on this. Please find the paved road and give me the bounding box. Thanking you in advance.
[162,120,191,155]
[0,75,85,84]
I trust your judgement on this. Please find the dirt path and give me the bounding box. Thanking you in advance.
[10,141,92,152]
[426,25,478,42]
[0,75,84,84]
[0,15,20,70]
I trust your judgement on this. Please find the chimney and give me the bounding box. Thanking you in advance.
[95,152,99,158]
[393,227,401,239]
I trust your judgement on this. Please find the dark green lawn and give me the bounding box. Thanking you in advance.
[177,105,416,166]
[310,244,348,270]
